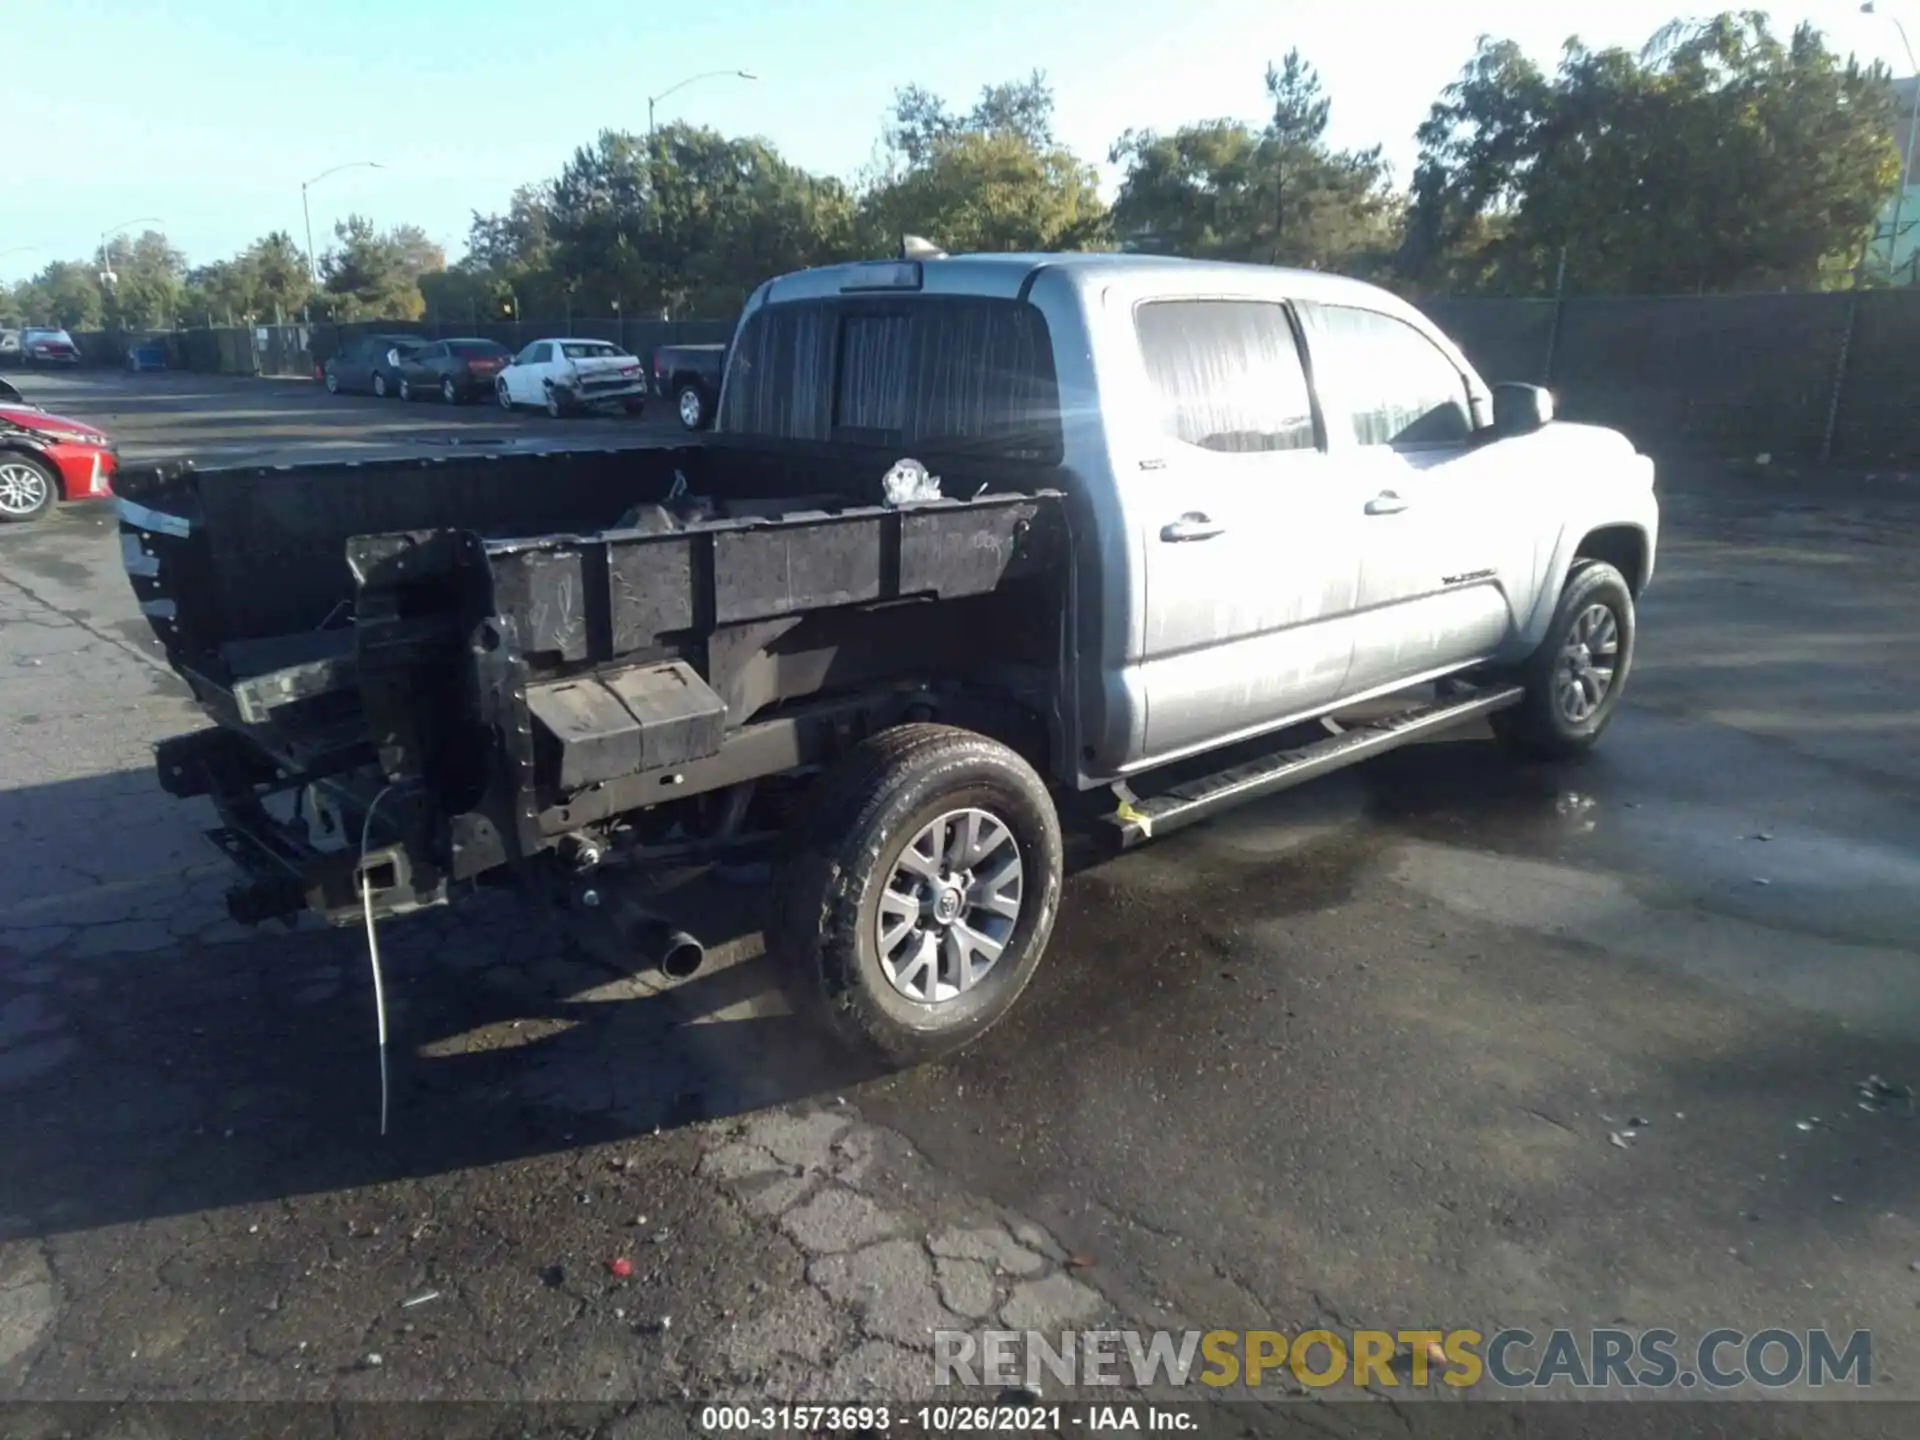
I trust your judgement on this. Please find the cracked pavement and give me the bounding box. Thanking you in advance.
[2,374,1920,1424]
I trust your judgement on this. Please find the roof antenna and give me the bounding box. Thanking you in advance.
[900,234,947,260]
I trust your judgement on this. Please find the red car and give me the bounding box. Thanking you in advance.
[0,379,118,522]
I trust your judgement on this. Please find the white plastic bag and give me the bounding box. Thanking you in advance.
[881,457,942,506]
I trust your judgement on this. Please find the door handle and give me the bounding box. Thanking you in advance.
[1365,491,1409,516]
[1161,514,1226,542]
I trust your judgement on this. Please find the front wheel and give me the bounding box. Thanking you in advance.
[0,454,57,522]
[1493,560,1636,760]
[397,376,413,401]
[497,379,514,410]
[324,370,340,394]
[441,376,460,404]
[769,724,1063,1067]
[543,384,566,419]
[372,372,389,398]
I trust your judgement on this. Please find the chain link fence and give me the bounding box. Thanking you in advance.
[1416,290,1920,465]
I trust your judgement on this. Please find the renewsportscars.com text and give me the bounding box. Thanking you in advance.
[934,1327,1873,1392]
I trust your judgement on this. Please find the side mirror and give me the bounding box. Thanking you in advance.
[1493,383,1554,436]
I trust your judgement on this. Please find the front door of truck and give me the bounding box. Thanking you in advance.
[1127,296,1367,763]
[1303,303,1533,698]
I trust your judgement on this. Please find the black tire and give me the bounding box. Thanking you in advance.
[769,724,1064,1067]
[676,382,707,431]
[397,376,413,401]
[373,372,390,398]
[441,376,460,404]
[0,452,57,522]
[324,370,340,394]
[543,383,566,419]
[1493,560,1635,760]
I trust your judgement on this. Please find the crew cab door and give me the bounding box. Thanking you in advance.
[1302,302,1539,698]
[1125,297,1366,762]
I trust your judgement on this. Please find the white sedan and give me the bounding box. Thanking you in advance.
[496,338,649,417]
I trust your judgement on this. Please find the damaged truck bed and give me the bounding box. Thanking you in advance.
[119,438,1068,930]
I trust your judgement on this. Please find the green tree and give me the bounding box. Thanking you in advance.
[180,260,252,325]
[542,124,860,317]
[99,230,185,329]
[13,261,105,329]
[1403,13,1900,294]
[319,215,444,318]
[244,231,312,319]
[181,231,311,323]
[1109,50,1398,272]
[865,75,1107,253]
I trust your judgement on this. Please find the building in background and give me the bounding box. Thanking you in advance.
[1868,76,1920,282]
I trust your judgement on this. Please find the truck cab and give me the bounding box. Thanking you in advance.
[715,254,1657,787]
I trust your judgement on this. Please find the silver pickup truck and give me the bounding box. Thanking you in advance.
[121,251,1656,1068]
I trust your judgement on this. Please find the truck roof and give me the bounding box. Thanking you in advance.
[760,251,1410,314]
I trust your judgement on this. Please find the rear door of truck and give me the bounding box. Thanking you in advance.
[1107,287,1368,763]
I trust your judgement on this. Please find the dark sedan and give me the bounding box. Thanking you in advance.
[395,338,513,404]
[323,333,427,398]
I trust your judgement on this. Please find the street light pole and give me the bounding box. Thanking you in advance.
[98,215,162,293]
[643,69,756,281]
[300,161,386,284]
[645,68,757,142]
[1865,3,1920,280]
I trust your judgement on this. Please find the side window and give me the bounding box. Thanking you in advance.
[1319,306,1473,447]
[1134,300,1316,454]
[529,342,553,365]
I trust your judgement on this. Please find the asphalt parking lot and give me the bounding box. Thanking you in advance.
[3,370,1920,1426]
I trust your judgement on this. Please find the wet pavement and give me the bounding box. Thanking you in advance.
[1,375,1918,1419]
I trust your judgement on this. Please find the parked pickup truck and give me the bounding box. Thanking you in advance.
[650,341,726,430]
[119,253,1656,1065]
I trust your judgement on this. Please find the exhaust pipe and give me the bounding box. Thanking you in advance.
[639,920,705,980]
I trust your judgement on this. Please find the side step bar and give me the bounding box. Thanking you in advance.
[1107,683,1526,849]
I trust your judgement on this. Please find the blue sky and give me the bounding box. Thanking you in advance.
[3,0,1905,284]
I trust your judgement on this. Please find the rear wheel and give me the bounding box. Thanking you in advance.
[769,724,1063,1067]
[441,376,460,404]
[0,454,57,522]
[1492,560,1635,760]
[496,379,514,410]
[676,383,707,430]
[543,383,566,419]
[324,370,340,394]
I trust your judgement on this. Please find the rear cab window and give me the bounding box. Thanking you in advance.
[718,296,1062,461]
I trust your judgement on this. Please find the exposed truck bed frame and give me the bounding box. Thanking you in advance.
[119,444,1069,927]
